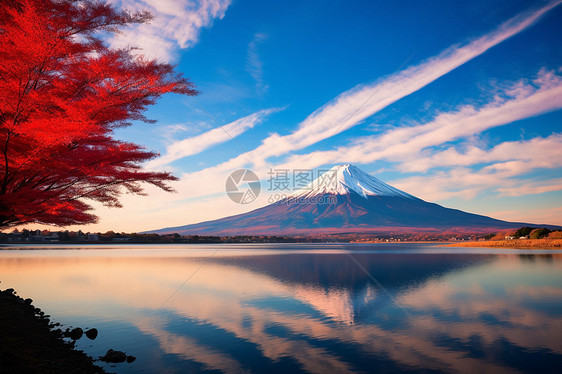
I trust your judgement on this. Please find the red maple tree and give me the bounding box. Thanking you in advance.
[0,0,197,228]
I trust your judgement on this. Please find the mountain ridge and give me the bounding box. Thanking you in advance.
[148,164,558,236]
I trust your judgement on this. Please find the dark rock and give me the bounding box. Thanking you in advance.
[0,286,107,373]
[126,355,136,363]
[85,328,98,340]
[68,327,83,340]
[100,349,127,363]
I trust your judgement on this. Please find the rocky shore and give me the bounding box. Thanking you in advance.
[0,286,106,374]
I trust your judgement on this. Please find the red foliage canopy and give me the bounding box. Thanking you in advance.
[0,0,197,227]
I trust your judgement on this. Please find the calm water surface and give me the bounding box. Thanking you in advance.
[1,243,561,373]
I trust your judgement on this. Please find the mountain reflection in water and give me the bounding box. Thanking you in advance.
[0,244,561,373]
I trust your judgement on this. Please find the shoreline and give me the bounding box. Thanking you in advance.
[445,239,562,249]
[0,287,106,373]
[2,240,561,250]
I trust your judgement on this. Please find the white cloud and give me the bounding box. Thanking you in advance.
[188,0,562,172]
[488,207,562,226]
[496,178,562,197]
[277,70,562,171]
[147,108,280,169]
[160,123,204,143]
[246,33,269,95]
[403,134,562,173]
[391,169,562,202]
[155,0,562,208]
[107,0,231,61]
[388,134,562,201]
[245,0,562,161]
[255,70,562,204]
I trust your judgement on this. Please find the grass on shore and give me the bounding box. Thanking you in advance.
[445,239,562,249]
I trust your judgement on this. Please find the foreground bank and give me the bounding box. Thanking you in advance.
[446,238,562,249]
[0,286,106,374]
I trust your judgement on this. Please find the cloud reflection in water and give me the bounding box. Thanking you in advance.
[1,247,561,373]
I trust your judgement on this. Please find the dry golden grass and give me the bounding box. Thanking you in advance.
[548,231,562,239]
[446,239,562,249]
[490,230,513,240]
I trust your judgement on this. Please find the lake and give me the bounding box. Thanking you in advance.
[1,243,561,373]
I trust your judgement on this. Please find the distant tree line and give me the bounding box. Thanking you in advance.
[0,230,326,243]
[514,227,552,239]
[486,227,559,240]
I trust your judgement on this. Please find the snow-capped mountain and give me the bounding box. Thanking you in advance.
[149,164,545,236]
[290,164,415,199]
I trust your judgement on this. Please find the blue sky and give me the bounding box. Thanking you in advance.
[67,0,562,232]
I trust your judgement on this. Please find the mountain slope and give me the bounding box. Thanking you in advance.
[149,164,551,235]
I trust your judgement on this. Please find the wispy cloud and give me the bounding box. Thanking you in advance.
[107,0,232,61]
[210,0,562,168]
[279,69,562,170]
[488,207,562,226]
[246,33,269,95]
[402,134,562,174]
[266,69,562,202]
[147,108,280,169]
[160,122,212,143]
[496,178,562,197]
[154,1,562,205]
[392,168,562,202]
[386,131,562,202]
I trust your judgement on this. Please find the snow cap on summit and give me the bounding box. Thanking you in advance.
[291,164,416,199]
